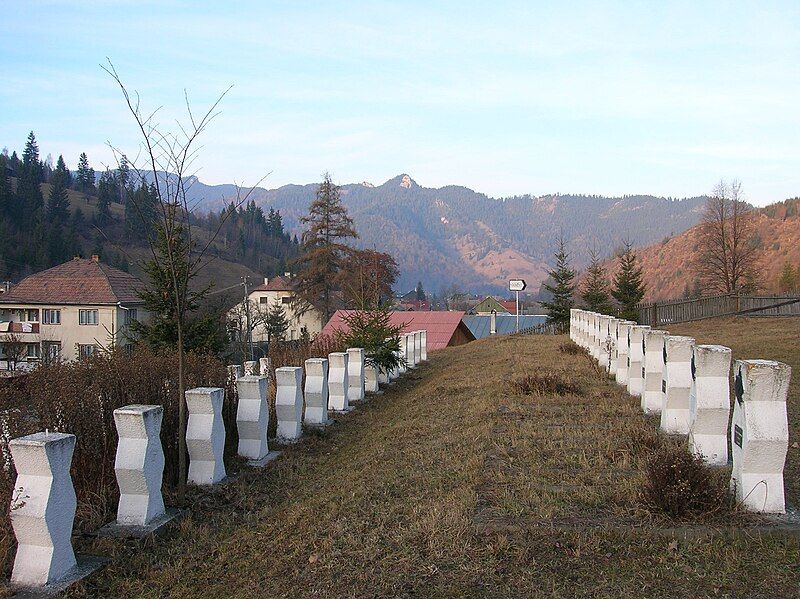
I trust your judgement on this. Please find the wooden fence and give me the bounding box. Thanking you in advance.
[637,293,800,326]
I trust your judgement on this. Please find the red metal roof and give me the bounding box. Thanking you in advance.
[0,257,143,306]
[319,310,474,351]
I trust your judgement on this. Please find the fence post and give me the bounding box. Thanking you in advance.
[650,303,658,327]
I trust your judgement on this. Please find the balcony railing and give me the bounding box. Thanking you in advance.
[0,322,40,334]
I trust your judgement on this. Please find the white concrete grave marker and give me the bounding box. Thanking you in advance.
[420,330,428,361]
[626,325,650,397]
[275,367,304,441]
[114,405,165,526]
[394,336,407,376]
[642,330,667,414]
[688,345,732,465]
[9,432,78,587]
[615,322,633,386]
[365,364,380,393]
[243,360,257,376]
[185,387,226,485]
[598,316,615,373]
[328,352,350,411]
[413,331,422,365]
[304,358,329,425]
[569,309,578,343]
[347,348,366,402]
[236,376,269,460]
[405,333,416,368]
[588,313,598,359]
[730,359,791,513]
[660,335,695,434]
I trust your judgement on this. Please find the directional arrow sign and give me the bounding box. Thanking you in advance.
[509,279,526,292]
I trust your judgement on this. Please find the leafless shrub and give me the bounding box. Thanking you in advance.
[558,342,584,356]
[640,442,731,519]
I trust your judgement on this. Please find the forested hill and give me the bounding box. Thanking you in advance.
[0,135,298,292]
[180,173,707,294]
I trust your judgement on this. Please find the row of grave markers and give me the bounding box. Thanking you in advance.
[569,309,792,515]
[5,331,428,589]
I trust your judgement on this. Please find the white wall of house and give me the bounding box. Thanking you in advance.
[0,304,147,363]
[230,289,324,343]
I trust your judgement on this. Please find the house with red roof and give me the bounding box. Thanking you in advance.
[0,256,148,366]
[319,310,475,352]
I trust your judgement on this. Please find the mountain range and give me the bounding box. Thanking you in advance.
[181,174,707,295]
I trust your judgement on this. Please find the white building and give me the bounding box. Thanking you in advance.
[229,275,324,343]
[0,256,148,367]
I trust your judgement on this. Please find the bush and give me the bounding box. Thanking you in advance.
[558,341,584,356]
[0,347,229,578]
[640,442,731,519]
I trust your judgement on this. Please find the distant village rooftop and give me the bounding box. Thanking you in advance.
[0,256,144,306]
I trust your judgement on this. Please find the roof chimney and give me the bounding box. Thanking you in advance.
[284,272,291,278]
[490,310,497,335]
[1,281,10,294]
[91,255,100,263]
[264,277,269,286]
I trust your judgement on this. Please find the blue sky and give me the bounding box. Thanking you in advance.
[1,1,798,205]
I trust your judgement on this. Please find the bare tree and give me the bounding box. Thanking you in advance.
[3,333,27,371]
[694,179,760,294]
[103,61,265,502]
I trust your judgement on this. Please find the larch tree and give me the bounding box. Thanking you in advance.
[611,241,646,321]
[581,249,613,314]
[291,172,357,322]
[540,237,576,328]
[694,179,760,294]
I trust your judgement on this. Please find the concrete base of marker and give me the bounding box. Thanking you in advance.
[96,508,182,539]
[304,419,335,430]
[330,406,355,415]
[247,450,282,467]
[11,556,108,599]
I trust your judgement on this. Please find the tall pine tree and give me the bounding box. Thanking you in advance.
[611,241,647,321]
[47,155,71,222]
[291,172,357,322]
[265,299,289,342]
[581,249,613,314]
[540,237,576,328]
[17,131,44,224]
[76,152,95,192]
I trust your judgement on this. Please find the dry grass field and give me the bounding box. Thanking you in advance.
[62,320,798,597]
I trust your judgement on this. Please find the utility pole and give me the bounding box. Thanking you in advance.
[243,276,251,361]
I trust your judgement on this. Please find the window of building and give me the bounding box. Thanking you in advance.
[79,309,99,325]
[42,342,61,362]
[26,343,40,358]
[259,296,268,304]
[281,297,291,305]
[78,344,97,359]
[124,308,138,325]
[26,309,39,322]
[43,309,61,325]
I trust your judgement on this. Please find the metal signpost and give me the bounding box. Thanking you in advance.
[509,279,526,333]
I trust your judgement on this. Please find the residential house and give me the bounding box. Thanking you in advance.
[0,256,148,367]
[229,275,325,343]
[320,310,475,352]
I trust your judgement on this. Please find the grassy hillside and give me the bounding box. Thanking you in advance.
[66,320,799,597]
